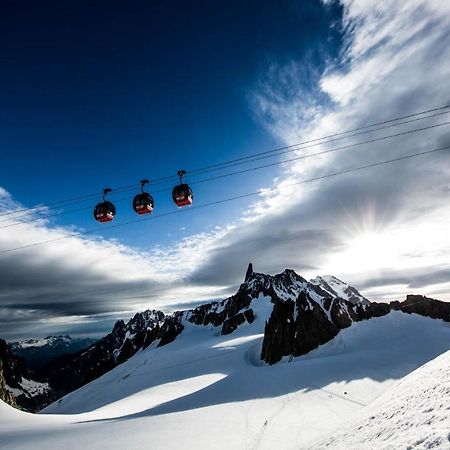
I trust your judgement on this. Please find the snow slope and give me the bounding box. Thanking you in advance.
[1,301,450,450]
[316,349,450,449]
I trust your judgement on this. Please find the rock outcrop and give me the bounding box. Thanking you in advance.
[392,294,450,321]
[0,339,54,411]
[261,289,448,365]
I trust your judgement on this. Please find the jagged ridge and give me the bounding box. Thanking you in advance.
[4,264,450,412]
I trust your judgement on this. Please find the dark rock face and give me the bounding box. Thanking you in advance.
[0,339,26,389]
[261,295,388,365]
[187,268,307,337]
[246,269,307,301]
[260,289,449,365]
[392,295,450,321]
[245,263,254,282]
[0,339,23,408]
[363,301,391,318]
[0,339,55,412]
[222,312,246,335]
[0,359,17,408]
[330,300,353,329]
[158,315,185,347]
[187,289,255,334]
[261,293,341,365]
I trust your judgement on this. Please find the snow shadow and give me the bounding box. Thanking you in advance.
[73,313,450,424]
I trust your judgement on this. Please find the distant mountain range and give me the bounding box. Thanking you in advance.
[1,263,449,412]
[10,336,97,371]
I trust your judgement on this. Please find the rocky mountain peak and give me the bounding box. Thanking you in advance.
[244,262,254,282]
[127,310,165,332]
[112,320,125,334]
[310,274,370,305]
[240,265,306,299]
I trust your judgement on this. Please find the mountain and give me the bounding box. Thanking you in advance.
[309,275,370,305]
[33,264,450,413]
[3,304,450,449]
[0,339,55,412]
[34,266,337,399]
[38,310,172,396]
[1,264,450,447]
[10,336,97,371]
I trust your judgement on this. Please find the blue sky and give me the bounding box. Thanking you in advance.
[0,0,343,248]
[1,0,450,340]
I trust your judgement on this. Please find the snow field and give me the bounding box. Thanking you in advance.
[1,300,450,450]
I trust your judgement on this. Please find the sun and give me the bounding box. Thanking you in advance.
[324,232,399,275]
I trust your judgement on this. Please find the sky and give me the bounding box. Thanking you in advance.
[1,0,450,340]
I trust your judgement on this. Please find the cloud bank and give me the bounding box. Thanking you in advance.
[189,0,450,299]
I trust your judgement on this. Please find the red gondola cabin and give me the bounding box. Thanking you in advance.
[94,201,116,222]
[133,192,154,215]
[172,170,193,207]
[132,179,154,215]
[94,188,116,223]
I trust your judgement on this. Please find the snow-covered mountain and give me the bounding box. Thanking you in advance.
[12,336,74,350]
[12,263,448,414]
[10,336,96,371]
[1,306,450,449]
[36,264,374,401]
[310,275,370,305]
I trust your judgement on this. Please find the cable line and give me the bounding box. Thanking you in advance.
[0,143,448,255]
[0,104,448,219]
[181,109,450,177]
[0,118,449,229]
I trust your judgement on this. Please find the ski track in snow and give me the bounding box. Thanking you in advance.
[1,307,450,450]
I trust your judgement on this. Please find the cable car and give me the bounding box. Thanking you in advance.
[133,179,154,215]
[172,170,193,207]
[94,188,116,223]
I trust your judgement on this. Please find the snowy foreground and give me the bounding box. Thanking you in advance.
[319,348,450,449]
[1,298,450,449]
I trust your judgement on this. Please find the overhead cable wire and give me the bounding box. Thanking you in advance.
[0,117,450,229]
[0,143,448,255]
[0,104,448,219]
[0,119,449,229]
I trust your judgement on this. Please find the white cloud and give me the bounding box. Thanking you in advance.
[186,0,450,298]
[0,195,231,338]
